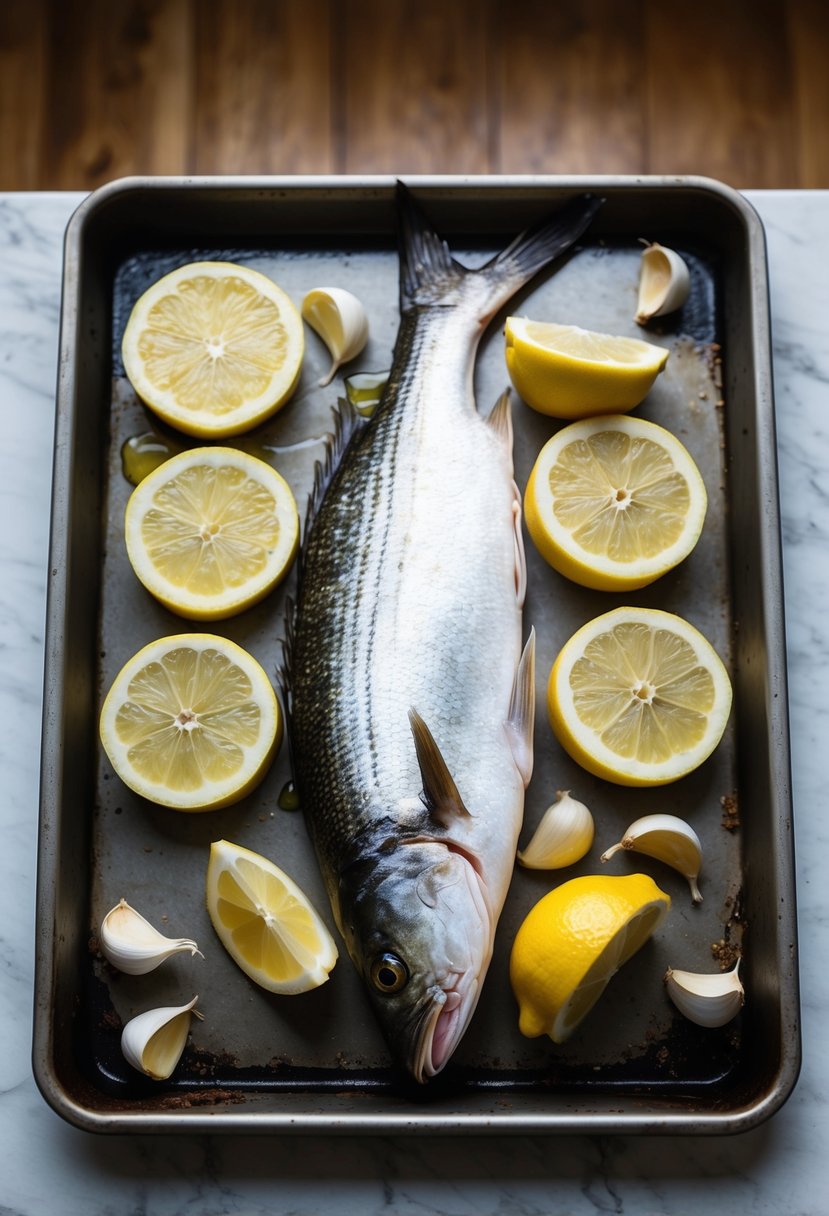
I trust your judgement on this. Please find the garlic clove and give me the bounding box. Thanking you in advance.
[100,898,203,975]
[121,996,201,1079]
[601,813,703,903]
[517,789,595,869]
[635,242,690,325]
[665,961,744,1027]
[302,286,369,386]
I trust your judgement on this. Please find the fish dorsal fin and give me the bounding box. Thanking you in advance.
[409,708,471,826]
[505,629,536,788]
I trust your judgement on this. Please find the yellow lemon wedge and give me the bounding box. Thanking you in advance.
[206,839,338,994]
[505,317,669,417]
[122,261,304,437]
[510,873,670,1042]
[524,414,707,590]
[99,635,281,811]
[125,447,299,620]
[547,607,732,786]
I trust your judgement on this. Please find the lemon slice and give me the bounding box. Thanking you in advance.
[100,635,281,811]
[548,607,732,786]
[505,317,669,417]
[510,873,670,1042]
[122,261,304,437]
[206,839,338,994]
[125,447,299,620]
[524,414,707,590]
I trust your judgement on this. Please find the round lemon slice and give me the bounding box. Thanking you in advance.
[548,607,732,786]
[122,261,304,438]
[100,635,281,811]
[125,447,300,620]
[505,317,669,417]
[524,414,707,590]
[206,839,338,994]
[510,873,670,1042]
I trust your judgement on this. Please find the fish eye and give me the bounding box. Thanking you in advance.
[370,952,409,994]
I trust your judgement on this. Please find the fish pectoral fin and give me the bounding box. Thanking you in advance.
[485,389,514,449]
[511,477,527,606]
[409,708,471,826]
[505,629,536,787]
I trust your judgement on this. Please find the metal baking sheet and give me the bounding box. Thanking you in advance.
[34,176,800,1134]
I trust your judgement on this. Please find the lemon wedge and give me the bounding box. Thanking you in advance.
[206,839,338,994]
[99,635,281,811]
[505,317,669,417]
[122,261,304,437]
[524,414,707,590]
[125,447,299,620]
[510,873,670,1042]
[547,607,732,786]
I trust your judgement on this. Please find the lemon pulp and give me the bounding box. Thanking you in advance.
[548,607,732,786]
[206,839,338,994]
[524,414,707,590]
[122,261,304,437]
[125,447,299,619]
[99,635,280,811]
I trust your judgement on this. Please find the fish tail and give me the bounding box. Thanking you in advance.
[396,181,603,314]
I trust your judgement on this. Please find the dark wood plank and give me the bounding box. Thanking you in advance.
[494,0,647,175]
[193,0,332,174]
[645,0,797,187]
[788,0,829,187]
[0,0,48,189]
[42,0,193,189]
[341,0,491,174]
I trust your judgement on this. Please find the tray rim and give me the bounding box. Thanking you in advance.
[34,172,801,1136]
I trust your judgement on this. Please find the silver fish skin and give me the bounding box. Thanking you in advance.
[289,185,601,1082]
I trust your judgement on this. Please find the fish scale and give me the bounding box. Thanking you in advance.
[288,184,602,1081]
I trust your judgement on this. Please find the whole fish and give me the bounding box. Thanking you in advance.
[288,184,601,1082]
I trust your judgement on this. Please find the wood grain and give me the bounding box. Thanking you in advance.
[0,0,47,190]
[645,0,797,187]
[495,0,647,175]
[0,0,826,189]
[193,0,333,174]
[787,0,829,187]
[44,0,193,189]
[341,0,491,174]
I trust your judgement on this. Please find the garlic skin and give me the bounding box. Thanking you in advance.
[302,287,369,386]
[100,898,202,975]
[665,961,744,1027]
[517,790,594,869]
[635,242,690,325]
[601,813,703,903]
[121,996,201,1080]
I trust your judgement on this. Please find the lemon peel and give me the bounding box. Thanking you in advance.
[206,839,338,994]
[510,873,670,1042]
[505,317,668,417]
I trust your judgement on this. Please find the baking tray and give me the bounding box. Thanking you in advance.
[34,175,800,1134]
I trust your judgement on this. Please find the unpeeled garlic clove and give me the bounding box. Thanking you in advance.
[100,898,203,975]
[635,242,690,325]
[121,996,202,1079]
[517,789,594,869]
[302,286,369,386]
[665,961,743,1027]
[601,813,703,903]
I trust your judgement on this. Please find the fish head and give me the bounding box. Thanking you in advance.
[339,837,493,1083]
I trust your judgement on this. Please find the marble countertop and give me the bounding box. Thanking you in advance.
[1,188,826,1214]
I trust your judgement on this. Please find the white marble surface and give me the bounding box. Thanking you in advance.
[0,188,826,1213]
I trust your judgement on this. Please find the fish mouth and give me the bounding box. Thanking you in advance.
[412,972,481,1083]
